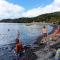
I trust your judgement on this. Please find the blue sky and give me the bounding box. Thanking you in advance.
[8,0,53,10]
[0,0,60,19]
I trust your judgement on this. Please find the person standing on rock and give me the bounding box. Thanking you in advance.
[41,26,48,43]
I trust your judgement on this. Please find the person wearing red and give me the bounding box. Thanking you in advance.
[16,38,24,54]
[16,30,24,60]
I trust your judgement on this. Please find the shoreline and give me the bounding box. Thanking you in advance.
[31,24,58,60]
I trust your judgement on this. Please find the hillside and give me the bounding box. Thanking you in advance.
[0,12,60,24]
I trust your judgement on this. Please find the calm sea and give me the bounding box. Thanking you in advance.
[0,23,53,45]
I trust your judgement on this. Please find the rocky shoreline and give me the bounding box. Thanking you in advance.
[32,25,60,60]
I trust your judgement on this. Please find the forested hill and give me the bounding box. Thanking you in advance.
[0,12,60,24]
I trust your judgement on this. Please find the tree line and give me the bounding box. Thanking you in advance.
[0,12,60,24]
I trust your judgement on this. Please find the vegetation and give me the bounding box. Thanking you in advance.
[0,12,60,24]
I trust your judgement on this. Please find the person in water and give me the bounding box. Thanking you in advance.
[8,29,10,31]
[16,31,24,60]
[16,39,24,59]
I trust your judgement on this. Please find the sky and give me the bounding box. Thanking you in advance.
[0,0,60,19]
[8,0,53,9]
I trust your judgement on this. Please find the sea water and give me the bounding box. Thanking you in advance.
[0,23,53,45]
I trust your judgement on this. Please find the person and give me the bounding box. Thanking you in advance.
[41,26,48,43]
[48,26,60,40]
[16,30,24,60]
[55,26,60,36]
[16,39,24,60]
[55,48,60,60]
[8,29,10,31]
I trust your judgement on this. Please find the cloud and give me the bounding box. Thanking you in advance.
[0,0,25,19]
[0,0,60,19]
[22,0,60,17]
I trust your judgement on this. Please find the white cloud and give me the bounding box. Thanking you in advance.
[0,0,25,19]
[0,0,60,19]
[22,0,60,17]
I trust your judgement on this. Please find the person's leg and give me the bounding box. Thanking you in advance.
[42,33,46,43]
[19,52,23,57]
[16,53,20,60]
